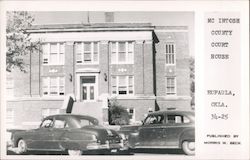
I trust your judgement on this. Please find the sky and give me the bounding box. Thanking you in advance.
[30,11,194,56]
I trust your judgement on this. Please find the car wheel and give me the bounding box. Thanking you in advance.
[68,149,82,156]
[17,139,27,154]
[182,141,195,155]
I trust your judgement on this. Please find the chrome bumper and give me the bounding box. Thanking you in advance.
[86,142,124,150]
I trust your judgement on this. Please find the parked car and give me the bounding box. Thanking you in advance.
[9,114,129,155]
[119,110,195,155]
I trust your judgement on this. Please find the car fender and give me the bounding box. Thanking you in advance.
[59,130,95,151]
[128,131,140,147]
[179,128,195,147]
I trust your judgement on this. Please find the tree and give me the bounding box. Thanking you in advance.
[108,98,130,125]
[6,11,40,72]
[189,57,195,108]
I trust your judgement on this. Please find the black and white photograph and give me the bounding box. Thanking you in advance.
[5,11,195,156]
[1,1,249,159]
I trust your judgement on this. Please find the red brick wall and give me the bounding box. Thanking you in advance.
[154,31,191,109]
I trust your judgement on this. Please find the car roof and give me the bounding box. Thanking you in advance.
[45,114,99,123]
[148,110,195,116]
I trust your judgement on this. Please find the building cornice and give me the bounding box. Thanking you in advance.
[26,23,155,33]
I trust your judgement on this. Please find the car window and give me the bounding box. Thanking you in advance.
[80,119,94,127]
[167,115,191,124]
[144,114,164,125]
[68,117,94,128]
[54,119,66,129]
[40,119,53,128]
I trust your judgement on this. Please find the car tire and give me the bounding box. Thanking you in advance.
[67,149,82,156]
[17,139,27,154]
[182,140,195,155]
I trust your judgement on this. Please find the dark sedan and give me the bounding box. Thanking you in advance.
[119,110,195,155]
[9,114,128,155]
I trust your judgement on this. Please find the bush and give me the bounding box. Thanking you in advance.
[108,98,130,125]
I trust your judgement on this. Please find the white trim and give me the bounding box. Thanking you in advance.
[75,68,100,73]
[28,27,154,33]
[106,95,156,100]
[31,31,152,42]
[157,96,192,100]
[7,97,65,101]
[154,29,188,33]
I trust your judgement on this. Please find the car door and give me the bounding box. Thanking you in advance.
[28,118,56,150]
[51,117,69,150]
[164,114,191,148]
[138,114,166,147]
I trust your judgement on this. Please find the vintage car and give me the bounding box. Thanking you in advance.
[9,114,128,155]
[119,110,195,155]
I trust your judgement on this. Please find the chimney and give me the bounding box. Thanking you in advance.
[105,12,114,23]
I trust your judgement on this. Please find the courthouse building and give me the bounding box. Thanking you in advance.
[6,15,192,129]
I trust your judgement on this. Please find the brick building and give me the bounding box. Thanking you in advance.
[6,21,192,129]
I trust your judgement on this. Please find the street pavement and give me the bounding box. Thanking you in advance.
[7,148,189,156]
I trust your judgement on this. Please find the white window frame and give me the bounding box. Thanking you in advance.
[166,77,176,95]
[127,108,136,122]
[75,42,99,65]
[165,43,176,65]
[111,41,134,64]
[42,43,65,65]
[111,75,134,96]
[43,77,65,96]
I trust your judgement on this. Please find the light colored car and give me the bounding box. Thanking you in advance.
[9,114,128,155]
[119,110,195,155]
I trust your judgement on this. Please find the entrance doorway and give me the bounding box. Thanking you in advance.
[80,76,96,101]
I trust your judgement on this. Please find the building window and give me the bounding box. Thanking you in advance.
[166,77,176,95]
[43,77,65,96]
[6,78,14,97]
[111,76,134,95]
[127,108,135,122]
[41,108,60,119]
[6,108,14,126]
[42,43,65,65]
[166,43,175,65]
[111,42,134,64]
[75,42,99,64]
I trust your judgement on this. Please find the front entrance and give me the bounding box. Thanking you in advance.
[80,76,97,101]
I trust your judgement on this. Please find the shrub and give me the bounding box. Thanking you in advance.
[108,98,130,125]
